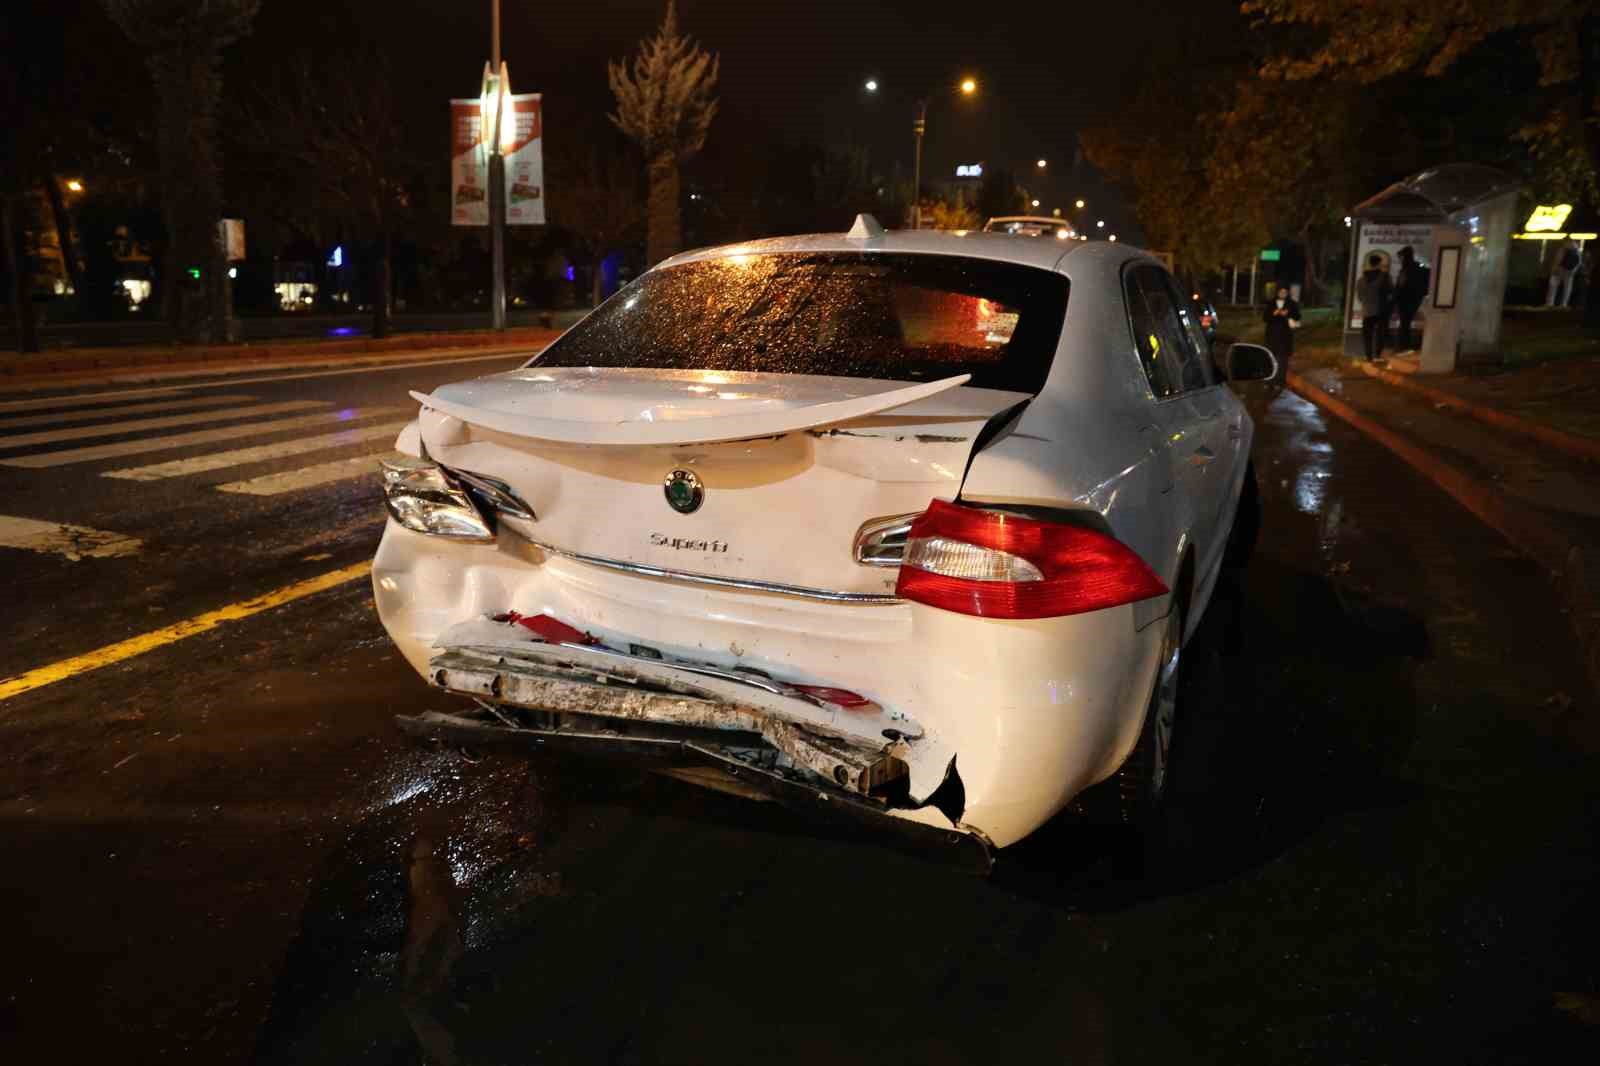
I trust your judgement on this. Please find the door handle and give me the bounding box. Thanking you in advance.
[1190,446,1216,467]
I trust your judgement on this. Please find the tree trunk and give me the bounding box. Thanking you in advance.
[646,151,681,266]
[42,173,82,297]
[3,194,40,354]
[373,229,392,339]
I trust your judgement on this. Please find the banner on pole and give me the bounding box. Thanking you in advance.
[450,93,544,227]
[503,94,544,226]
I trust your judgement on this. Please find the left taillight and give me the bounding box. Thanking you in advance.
[380,457,495,541]
[893,499,1168,619]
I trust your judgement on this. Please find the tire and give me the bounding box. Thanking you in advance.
[1115,600,1184,833]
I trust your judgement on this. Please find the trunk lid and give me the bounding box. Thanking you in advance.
[414,367,1028,597]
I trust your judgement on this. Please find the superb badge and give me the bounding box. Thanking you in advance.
[663,469,704,514]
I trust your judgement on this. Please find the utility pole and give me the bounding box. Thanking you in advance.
[488,0,507,330]
[911,99,926,231]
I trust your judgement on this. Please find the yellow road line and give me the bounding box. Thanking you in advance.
[0,561,372,704]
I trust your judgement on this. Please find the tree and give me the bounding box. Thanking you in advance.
[976,168,1028,223]
[1244,0,1599,318]
[546,144,643,306]
[235,53,418,338]
[608,0,720,265]
[102,0,259,344]
[928,194,981,232]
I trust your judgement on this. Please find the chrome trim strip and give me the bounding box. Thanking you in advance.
[518,536,902,605]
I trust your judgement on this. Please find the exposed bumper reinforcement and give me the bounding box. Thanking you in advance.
[394,708,995,874]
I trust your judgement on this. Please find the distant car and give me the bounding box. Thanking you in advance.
[374,217,1277,868]
[983,215,1079,240]
[1191,291,1220,342]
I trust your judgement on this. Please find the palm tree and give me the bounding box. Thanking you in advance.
[608,1,719,265]
[101,0,259,344]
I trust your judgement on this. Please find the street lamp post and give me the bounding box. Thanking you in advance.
[488,0,506,331]
[911,99,927,230]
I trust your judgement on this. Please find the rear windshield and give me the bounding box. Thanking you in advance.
[533,252,1069,393]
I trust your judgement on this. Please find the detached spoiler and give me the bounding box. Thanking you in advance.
[408,373,972,446]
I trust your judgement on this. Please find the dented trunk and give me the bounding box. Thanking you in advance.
[411,368,1028,597]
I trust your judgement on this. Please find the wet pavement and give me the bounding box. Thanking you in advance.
[1,363,1598,1064]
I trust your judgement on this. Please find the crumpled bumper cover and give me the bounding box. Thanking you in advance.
[394,705,994,873]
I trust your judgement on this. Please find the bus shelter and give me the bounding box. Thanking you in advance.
[1345,164,1521,372]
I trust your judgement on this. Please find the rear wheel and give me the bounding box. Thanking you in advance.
[1116,602,1183,828]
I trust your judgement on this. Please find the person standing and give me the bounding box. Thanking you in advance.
[1548,240,1579,307]
[1262,284,1301,378]
[1355,253,1394,361]
[1394,246,1426,351]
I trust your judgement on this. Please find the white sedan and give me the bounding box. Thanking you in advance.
[373,217,1276,869]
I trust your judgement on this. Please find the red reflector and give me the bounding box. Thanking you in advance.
[894,500,1169,619]
[496,611,597,645]
[791,684,874,709]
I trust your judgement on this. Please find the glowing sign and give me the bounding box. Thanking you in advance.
[328,245,344,267]
[1524,204,1573,232]
[955,164,983,178]
[1259,249,1281,262]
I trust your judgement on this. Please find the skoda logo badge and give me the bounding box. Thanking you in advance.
[663,469,704,514]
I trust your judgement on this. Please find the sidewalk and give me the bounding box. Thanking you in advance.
[0,325,564,390]
[1284,343,1600,692]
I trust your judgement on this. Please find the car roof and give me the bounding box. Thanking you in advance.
[658,228,1130,274]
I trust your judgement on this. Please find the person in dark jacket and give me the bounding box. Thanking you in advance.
[1262,285,1301,377]
[1355,253,1394,361]
[1394,246,1426,351]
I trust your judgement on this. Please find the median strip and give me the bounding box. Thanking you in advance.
[0,561,372,704]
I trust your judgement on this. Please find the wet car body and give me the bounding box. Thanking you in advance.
[373,223,1261,866]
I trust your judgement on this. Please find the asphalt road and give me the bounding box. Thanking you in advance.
[0,357,1596,1064]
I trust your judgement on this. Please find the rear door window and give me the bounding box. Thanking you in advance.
[1126,265,1213,397]
[533,252,1070,394]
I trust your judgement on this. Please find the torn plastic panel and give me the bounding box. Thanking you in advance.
[423,613,964,817]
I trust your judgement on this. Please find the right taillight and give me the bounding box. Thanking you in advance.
[893,499,1168,619]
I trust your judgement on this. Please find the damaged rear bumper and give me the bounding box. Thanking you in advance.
[406,633,992,871]
[395,705,994,873]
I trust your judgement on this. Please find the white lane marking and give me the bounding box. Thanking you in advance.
[0,516,141,560]
[215,451,402,496]
[0,400,328,449]
[0,394,256,429]
[0,406,412,468]
[0,349,536,405]
[0,386,190,415]
[102,420,411,481]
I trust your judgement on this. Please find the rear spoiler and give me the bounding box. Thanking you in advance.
[408,374,973,447]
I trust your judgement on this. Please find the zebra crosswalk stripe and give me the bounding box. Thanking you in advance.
[0,405,412,468]
[215,451,403,497]
[0,394,256,430]
[0,515,141,559]
[0,386,189,416]
[102,420,410,481]
[0,400,328,449]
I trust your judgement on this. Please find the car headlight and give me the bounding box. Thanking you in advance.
[380,457,495,541]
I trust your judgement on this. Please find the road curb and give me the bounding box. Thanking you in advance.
[1356,361,1600,464]
[1287,370,1600,696]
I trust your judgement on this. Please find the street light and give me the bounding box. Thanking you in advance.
[910,77,979,230]
[864,78,878,92]
[66,179,83,192]
[1096,219,1105,228]
[1036,159,1047,169]
[483,0,508,331]
[1031,199,1040,208]
[1075,199,1085,209]
[1108,235,1118,242]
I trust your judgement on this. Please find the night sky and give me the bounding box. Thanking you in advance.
[52,0,1244,238]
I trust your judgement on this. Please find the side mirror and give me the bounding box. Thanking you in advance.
[1226,342,1279,382]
